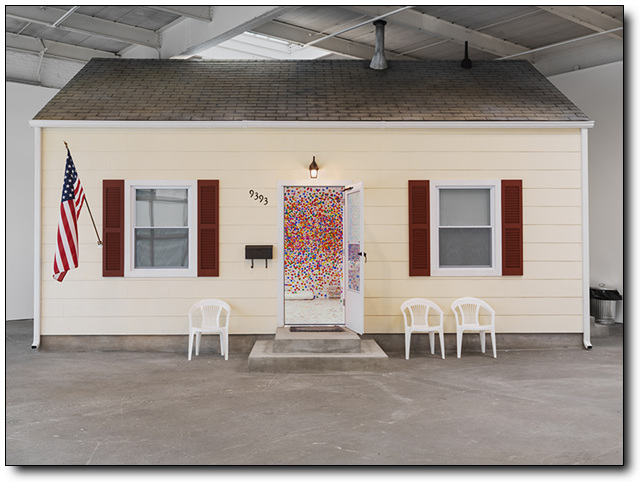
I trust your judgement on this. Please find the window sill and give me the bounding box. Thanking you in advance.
[431,267,501,277]
[125,268,197,278]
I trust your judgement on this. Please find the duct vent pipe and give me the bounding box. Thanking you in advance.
[461,41,472,69]
[370,20,388,70]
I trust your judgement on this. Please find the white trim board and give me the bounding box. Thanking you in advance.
[30,120,595,129]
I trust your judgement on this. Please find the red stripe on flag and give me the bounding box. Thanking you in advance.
[60,201,79,266]
[75,182,85,213]
[55,206,73,271]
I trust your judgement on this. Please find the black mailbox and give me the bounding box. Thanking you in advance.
[245,245,273,268]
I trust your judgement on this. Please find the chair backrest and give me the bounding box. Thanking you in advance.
[188,299,231,329]
[401,298,444,327]
[451,297,495,327]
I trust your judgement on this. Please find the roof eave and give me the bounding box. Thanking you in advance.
[29,120,594,129]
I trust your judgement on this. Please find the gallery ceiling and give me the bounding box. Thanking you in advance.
[5,5,624,89]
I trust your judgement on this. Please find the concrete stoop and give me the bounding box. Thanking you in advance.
[247,327,388,372]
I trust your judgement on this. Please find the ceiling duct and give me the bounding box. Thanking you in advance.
[369,20,388,70]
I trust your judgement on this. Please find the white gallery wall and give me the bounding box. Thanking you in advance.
[550,61,624,322]
[5,82,58,320]
[4,60,624,322]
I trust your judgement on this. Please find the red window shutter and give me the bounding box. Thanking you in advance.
[198,180,219,277]
[408,180,430,276]
[502,179,523,276]
[102,180,124,277]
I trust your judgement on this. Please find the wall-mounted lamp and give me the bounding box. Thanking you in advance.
[309,156,319,179]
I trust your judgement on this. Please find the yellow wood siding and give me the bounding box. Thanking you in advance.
[39,127,584,335]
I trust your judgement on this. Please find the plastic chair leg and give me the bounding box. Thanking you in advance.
[224,332,229,361]
[429,332,435,354]
[405,332,411,360]
[479,331,486,353]
[457,329,463,358]
[188,331,194,361]
[195,332,201,356]
[439,330,445,359]
[491,330,497,358]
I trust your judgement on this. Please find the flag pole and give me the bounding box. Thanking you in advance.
[85,197,103,246]
[64,141,103,247]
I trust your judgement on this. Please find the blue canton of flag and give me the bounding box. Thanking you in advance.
[53,149,85,281]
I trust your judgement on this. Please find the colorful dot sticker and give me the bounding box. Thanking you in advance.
[284,186,343,299]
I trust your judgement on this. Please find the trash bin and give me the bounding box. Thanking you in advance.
[590,286,622,325]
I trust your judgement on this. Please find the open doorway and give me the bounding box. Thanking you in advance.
[282,185,344,325]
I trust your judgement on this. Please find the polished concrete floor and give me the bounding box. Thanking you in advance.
[5,319,623,466]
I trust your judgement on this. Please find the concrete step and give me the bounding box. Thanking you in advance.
[248,327,389,372]
[248,340,388,373]
[273,327,362,353]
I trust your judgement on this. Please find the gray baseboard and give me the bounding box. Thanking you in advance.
[37,331,593,354]
[38,334,268,354]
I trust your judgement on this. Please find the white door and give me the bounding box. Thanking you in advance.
[344,182,365,334]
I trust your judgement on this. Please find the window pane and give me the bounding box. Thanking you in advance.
[439,228,492,266]
[136,189,188,227]
[135,228,189,268]
[347,191,360,243]
[440,188,490,226]
[348,243,361,292]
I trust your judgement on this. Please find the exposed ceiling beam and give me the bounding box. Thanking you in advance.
[148,6,212,22]
[529,34,623,77]
[499,27,623,60]
[344,5,529,58]
[251,20,412,60]
[299,5,414,50]
[6,5,160,49]
[5,48,85,89]
[154,5,299,59]
[538,6,623,40]
[6,32,117,62]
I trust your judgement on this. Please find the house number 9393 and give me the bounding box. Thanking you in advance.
[249,189,268,205]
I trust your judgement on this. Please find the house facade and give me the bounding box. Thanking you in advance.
[31,59,593,350]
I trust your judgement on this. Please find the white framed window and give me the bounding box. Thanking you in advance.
[430,180,502,276]
[124,180,197,277]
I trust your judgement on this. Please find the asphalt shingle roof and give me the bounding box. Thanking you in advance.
[34,58,589,122]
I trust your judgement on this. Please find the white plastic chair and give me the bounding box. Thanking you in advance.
[188,299,231,361]
[401,298,445,360]
[451,297,496,358]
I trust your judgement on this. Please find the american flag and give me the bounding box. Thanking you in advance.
[53,149,85,281]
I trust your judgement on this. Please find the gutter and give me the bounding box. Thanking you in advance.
[582,128,592,349]
[33,127,42,349]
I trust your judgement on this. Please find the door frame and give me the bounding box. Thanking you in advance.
[277,180,351,328]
